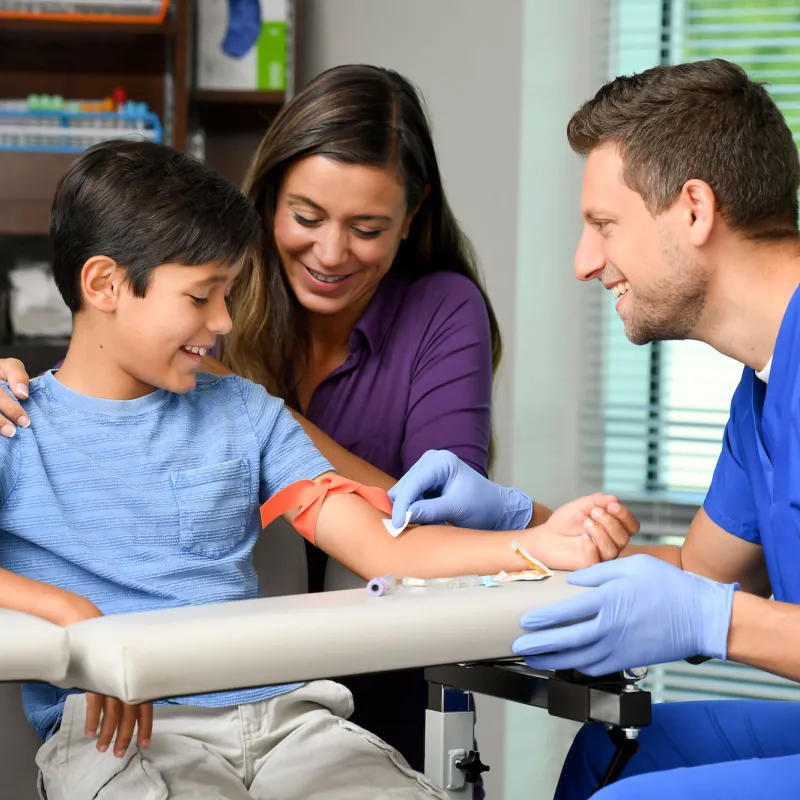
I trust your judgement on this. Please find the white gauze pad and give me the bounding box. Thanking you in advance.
[382,510,412,537]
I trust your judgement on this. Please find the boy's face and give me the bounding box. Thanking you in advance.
[111,261,239,395]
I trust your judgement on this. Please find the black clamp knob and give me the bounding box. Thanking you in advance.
[455,750,491,783]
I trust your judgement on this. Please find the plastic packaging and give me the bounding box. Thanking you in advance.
[401,575,484,589]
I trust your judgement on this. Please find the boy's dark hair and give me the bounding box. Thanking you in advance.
[51,140,262,313]
[568,58,800,240]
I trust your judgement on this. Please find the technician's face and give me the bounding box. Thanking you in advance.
[574,145,707,344]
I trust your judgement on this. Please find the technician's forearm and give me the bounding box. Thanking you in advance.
[622,543,771,596]
[621,543,683,568]
[527,502,553,527]
[727,592,800,682]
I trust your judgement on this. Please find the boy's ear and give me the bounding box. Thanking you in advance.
[81,256,125,312]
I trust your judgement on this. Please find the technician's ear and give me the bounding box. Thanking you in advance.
[81,257,125,313]
[401,185,431,240]
[681,179,716,247]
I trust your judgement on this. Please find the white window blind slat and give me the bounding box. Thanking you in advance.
[599,0,800,704]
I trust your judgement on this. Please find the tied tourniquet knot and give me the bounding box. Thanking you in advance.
[259,474,393,545]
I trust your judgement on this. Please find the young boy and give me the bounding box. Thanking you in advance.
[0,141,635,800]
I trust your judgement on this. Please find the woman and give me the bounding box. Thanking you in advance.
[0,65,523,784]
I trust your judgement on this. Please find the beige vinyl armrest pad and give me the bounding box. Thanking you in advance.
[0,610,69,683]
[60,574,584,704]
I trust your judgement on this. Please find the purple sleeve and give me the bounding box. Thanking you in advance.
[401,276,493,477]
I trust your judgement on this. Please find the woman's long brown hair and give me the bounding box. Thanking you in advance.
[225,64,502,464]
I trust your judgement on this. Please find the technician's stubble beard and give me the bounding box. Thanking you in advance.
[625,236,708,347]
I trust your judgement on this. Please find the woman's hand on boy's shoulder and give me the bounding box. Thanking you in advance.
[0,358,30,437]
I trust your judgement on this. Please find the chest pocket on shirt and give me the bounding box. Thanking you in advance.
[171,458,252,558]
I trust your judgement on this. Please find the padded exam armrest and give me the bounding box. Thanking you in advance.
[0,610,69,683]
[61,574,585,704]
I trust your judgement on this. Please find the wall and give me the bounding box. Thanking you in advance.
[507,1,610,795]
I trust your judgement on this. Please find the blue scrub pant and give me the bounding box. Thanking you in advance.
[555,700,800,800]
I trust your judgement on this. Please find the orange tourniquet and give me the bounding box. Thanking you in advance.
[259,475,393,546]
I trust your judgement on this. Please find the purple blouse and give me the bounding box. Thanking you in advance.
[301,268,493,479]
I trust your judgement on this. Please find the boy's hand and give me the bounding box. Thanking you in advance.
[55,593,154,756]
[548,493,638,549]
[518,494,639,570]
[0,357,31,436]
[85,694,153,757]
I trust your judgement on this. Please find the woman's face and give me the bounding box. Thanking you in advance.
[274,155,415,318]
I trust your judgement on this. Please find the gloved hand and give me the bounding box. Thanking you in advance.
[512,555,738,676]
[388,450,533,530]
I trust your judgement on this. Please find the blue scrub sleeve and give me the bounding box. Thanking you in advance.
[703,383,760,544]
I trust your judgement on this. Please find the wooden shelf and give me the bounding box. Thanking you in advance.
[193,90,285,106]
[0,199,56,237]
[0,152,77,236]
[0,340,69,376]
[0,18,176,35]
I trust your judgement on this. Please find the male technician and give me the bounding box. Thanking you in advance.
[388,58,800,798]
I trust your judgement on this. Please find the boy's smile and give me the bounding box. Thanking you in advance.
[123,261,240,396]
[57,260,242,401]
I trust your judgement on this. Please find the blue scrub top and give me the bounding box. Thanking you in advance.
[704,284,800,603]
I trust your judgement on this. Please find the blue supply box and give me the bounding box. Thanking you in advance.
[0,95,163,153]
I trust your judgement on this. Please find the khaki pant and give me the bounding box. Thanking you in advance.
[36,681,446,800]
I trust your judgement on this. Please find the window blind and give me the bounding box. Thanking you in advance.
[595,0,800,703]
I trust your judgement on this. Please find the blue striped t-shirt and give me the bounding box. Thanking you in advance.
[0,371,332,740]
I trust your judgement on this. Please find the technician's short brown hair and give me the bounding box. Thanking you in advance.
[568,59,800,239]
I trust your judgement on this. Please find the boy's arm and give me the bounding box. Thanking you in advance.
[244,383,626,576]
[0,567,101,626]
[297,476,626,580]
[0,567,154,755]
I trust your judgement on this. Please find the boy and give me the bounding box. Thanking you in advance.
[0,141,634,800]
